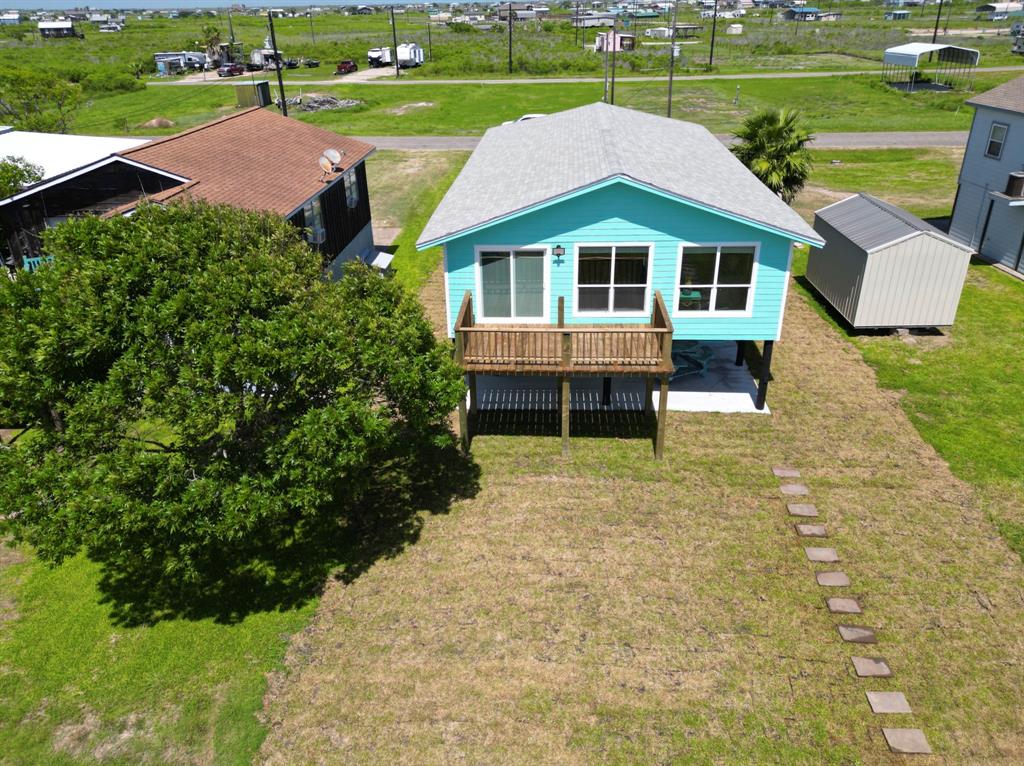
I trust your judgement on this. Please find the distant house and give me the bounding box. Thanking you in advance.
[885,10,912,20]
[416,103,823,451]
[949,76,1024,274]
[153,51,209,75]
[497,3,540,20]
[809,194,973,329]
[38,20,81,38]
[0,12,20,25]
[573,11,618,27]
[0,109,378,278]
[595,30,636,52]
[783,7,821,20]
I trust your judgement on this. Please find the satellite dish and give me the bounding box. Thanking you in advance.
[318,155,333,173]
[323,148,343,165]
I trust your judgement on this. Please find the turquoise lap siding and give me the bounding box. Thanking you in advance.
[444,181,793,341]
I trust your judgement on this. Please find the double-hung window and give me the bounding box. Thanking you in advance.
[677,244,756,314]
[343,167,360,208]
[985,123,1008,160]
[302,196,325,244]
[576,245,650,314]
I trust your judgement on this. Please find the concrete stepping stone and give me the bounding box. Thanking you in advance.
[773,466,801,478]
[805,547,839,563]
[838,624,878,644]
[795,523,827,537]
[867,691,912,714]
[852,656,892,678]
[780,483,809,496]
[827,597,862,614]
[882,728,932,754]
[788,503,818,517]
[816,571,850,587]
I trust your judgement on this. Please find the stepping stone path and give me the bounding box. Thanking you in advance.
[788,503,818,517]
[827,597,862,614]
[852,656,892,678]
[867,691,912,714]
[838,624,878,644]
[805,547,839,563]
[795,523,827,537]
[773,468,933,756]
[883,728,932,755]
[816,571,851,587]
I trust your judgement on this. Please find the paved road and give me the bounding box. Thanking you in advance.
[359,130,970,151]
[150,64,1024,87]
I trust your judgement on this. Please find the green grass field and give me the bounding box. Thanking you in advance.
[71,69,1019,139]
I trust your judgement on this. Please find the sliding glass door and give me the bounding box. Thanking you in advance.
[479,249,546,320]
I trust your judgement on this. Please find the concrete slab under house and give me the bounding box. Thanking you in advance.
[416,103,824,457]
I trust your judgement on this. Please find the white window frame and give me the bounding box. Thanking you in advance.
[473,245,551,324]
[985,122,1008,160]
[673,242,760,318]
[572,242,655,319]
[343,167,360,209]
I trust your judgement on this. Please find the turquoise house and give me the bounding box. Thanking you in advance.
[416,103,824,454]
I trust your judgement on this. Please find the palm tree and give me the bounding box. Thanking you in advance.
[731,109,813,204]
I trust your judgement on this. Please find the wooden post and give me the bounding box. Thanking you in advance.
[560,376,570,456]
[734,340,745,367]
[602,376,611,408]
[557,296,565,327]
[755,340,774,411]
[458,387,470,452]
[468,372,478,415]
[655,374,669,459]
[644,376,654,415]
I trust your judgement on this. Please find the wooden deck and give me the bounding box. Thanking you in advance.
[453,290,676,458]
[454,292,676,376]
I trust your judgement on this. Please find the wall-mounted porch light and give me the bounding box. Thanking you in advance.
[552,244,565,258]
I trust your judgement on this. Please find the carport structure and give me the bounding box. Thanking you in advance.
[882,43,980,92]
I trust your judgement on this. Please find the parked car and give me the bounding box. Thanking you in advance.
[502,113,546,125]
[245,62,263,72]
[217,63,245,77]
[283,58,299,69]
[303,58,320,68]
[335,59,358,75]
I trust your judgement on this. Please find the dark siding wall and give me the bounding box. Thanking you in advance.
[322,161,372,258]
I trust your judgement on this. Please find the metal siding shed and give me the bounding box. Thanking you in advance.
[808,194,973,329]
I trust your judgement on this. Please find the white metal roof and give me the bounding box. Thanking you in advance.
[882,43,980,67]
[0,129,148,182]
[37,20,73,28]
[417,103,823,248]
[815,193,973,254]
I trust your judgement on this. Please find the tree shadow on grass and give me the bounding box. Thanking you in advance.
[95,435,481,627]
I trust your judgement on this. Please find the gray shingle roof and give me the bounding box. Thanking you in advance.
[966,75,1024,115]
[815,193,972,253]
[416,102,823,247]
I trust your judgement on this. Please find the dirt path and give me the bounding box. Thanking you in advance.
[258,277,1024,765]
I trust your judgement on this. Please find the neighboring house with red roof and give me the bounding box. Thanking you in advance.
[0,108,376,277]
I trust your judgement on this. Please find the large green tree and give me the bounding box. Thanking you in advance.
[0,155,43,199]
[0,202,466,617]
[731,108,813,204]
[0,68,82,133]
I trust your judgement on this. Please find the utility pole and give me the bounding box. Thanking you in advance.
[574,2,579,47]
[708,0,720,70]
[390,6,400,79]
[426,13,432,62]
[603,25,610,101]
[507,2,513,75]
[267,11,287,116]
[227,8,235,44]
[610,18,617,105]
[667,1,678,117]
[931,0,944,44]
[308,7,315,45]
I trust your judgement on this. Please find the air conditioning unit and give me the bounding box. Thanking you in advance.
[308,227,326,245]
[1005,172,1024,198]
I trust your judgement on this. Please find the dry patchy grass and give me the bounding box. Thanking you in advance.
[258,285,1024,765]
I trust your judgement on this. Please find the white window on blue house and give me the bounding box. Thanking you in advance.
[575,245,650,315]
[985,123,1008,159]
[676,244,756,314]
[478,249,546,320]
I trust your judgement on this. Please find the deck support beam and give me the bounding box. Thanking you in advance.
[468,372,478,415]
[755,340,774,411]
[458,390,470,452]
[602,376,611,408]
[734,340,745,367]
[560,376,570,456]
[644,377,654,415]
[655,374,669,459]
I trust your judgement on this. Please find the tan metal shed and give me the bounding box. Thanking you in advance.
[808,194,973,329]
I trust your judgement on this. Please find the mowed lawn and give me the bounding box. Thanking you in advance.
[73,71,1020,138]
[258,284,1024,764]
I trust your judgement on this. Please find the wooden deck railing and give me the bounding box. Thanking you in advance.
[453,290,675,376]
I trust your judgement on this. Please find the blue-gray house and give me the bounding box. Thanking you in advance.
[416,103,824,455]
